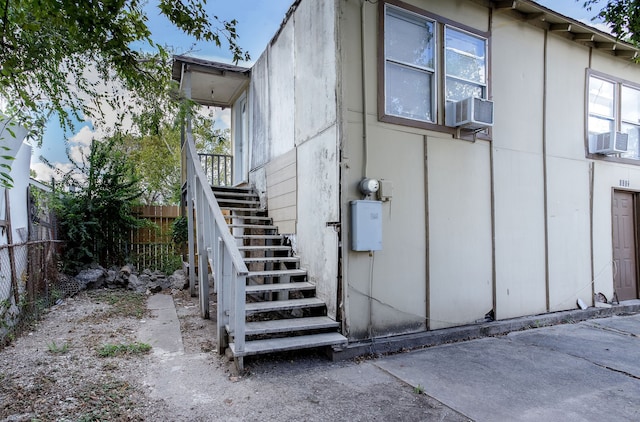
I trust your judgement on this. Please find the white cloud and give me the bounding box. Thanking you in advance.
[218,108,231,129]
[69,125,95,146]
[578,19,614,36]
[30,161,75,182]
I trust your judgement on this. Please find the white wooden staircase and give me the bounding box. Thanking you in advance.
[211,186,347,366]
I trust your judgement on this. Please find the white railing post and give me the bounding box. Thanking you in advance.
[186,157,196,297]
[212,224,220,294]
[195,186,210,319]
[216,237,227,354]
[234,273,246,355]
[226,248,235,335]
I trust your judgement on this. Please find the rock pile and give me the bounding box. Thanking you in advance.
[73,265,188,294]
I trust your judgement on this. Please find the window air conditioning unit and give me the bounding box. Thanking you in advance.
[446,96,494,130]
[592,131,628,155]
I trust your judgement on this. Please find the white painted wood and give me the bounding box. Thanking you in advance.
[247,269,307,278]
[215,198,261,206]
[229,332,347,357]
[243,256,300,264]
[267,177,296,198]
[246,281,314,294]
[228,223,277,229]
[245,297,325,314]
[268,206,297,221]
[245,316,339,335]
[267,162,296,186]
[266,149,297,234]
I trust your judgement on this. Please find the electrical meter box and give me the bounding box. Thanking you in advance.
[350,200,382,251]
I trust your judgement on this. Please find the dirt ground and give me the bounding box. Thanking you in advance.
[0,288,469,422]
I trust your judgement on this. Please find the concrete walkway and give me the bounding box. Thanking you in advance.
[138,294,184,356]
[376,314,640,421]
[141,295,640,421]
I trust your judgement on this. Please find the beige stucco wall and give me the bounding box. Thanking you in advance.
[247,0,340,318]
[339,0,640,339]
[427,136,493,329]
[544,35,594,312]
[340,0,491,338]
[589,49,640,302]
[491,16,547,320]
[245,0,640,341]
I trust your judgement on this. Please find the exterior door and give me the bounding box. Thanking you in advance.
[233,95,248,185]
[612,191,639,300]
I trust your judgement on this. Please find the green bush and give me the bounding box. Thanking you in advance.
[51,135,146,273]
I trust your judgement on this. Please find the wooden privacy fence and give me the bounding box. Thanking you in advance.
[130,205,181,270]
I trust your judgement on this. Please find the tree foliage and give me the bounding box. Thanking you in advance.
[583,0,640,44]
[128,97,230,205]
[51,135,145,272]
[0,0,249,143]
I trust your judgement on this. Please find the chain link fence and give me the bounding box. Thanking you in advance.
[0,240,71,347]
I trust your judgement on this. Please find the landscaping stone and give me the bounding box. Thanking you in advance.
[124,274,138,292]
[75,268,106,290]
[73,265,188,295]
[169,270,188,290]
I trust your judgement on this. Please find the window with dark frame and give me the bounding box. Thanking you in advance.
[588,72,640,159]
[380,1,489,131]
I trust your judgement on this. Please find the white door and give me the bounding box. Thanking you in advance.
[233,96,248,185]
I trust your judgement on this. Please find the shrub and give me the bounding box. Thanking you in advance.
[50,135,146,272]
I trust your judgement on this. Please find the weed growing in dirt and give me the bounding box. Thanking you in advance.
[88,290,147,319]
[414,384,425,394]
[97,342,151,357]
[77,380,137,421]
[47,341,70,354]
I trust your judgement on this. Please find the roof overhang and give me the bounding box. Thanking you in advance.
[491,0,640,59]
[172,55,251,108]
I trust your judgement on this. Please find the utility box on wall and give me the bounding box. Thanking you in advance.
[350,200,383,251]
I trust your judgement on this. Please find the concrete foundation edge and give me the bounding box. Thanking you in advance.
[330,301,640,361]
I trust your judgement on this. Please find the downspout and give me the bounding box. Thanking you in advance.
[179,62,186,148]
[588,49,596,306]
[179,62,185,92]
[361,0,374,342]
[543,30,550,311]
[361,0,369,178]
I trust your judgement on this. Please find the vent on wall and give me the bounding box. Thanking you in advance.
[592,131,629,155]
[445,96,494,130]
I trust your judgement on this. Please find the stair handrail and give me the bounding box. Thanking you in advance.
[183,132,248,356]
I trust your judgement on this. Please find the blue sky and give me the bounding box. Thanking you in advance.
[537,1,601,23]
[33,0,294,179]
[31,0,604,180]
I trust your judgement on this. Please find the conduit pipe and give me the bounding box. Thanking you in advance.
[361,0,369,178]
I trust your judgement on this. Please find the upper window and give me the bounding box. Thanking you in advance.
[380,2,489,130]
[384,7,435,122]
[444,27,487,102]
[588,73,640,159]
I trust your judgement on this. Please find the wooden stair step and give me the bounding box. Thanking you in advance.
[247,269,307,278]
[245,297,325,314]
[243,256,300,264]
[238,245,291,252]
[211,186,253,193]
[216,198,261,206]
[219,207,265,213]
[244,316,339,336]
[229,224,277,230]
[229,332,348,357]
[235,234,283,240]
[213,191,259,199]
[227,215,273,222]
[246,281,314,294]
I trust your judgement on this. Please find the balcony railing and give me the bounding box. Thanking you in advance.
[198,153,233,187]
